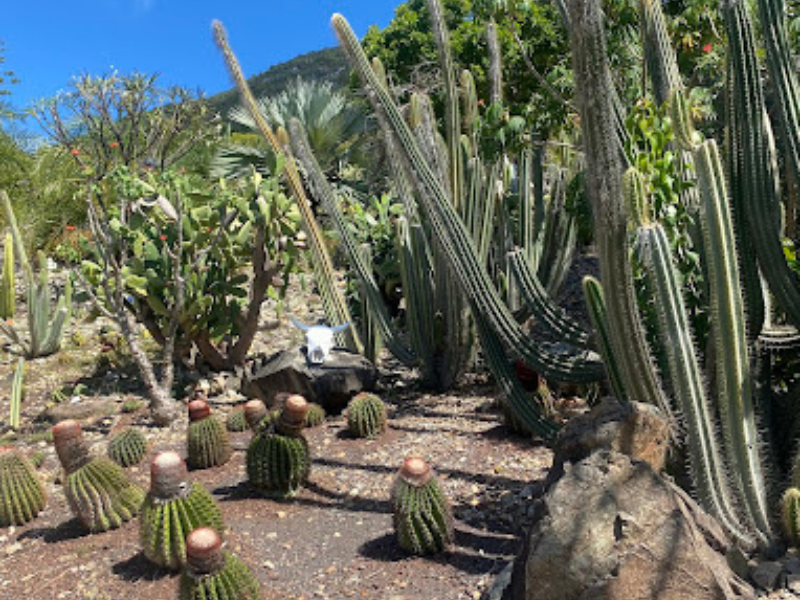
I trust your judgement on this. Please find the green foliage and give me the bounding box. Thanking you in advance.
[347,393,388,439]
[246,431,310,498]
[187,417,231,470]
[178,552,261,600]
[0,449,46,527]
[140,483,224,570]
[64,457,144,532]
[108,428,148,467]
[121,399,144,413]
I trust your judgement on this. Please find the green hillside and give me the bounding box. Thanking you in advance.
[206,46,348,119]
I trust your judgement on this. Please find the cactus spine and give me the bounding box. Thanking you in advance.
[53,420,144,532]
[187,400,232,470]
[246,395,310,498]
[140,452,225,570]
[0,447,46,526]
[108,428,148,467]
[179,527,260,600]
[0,232,14,321]
[346,393,387,439]
[391,457,454,555]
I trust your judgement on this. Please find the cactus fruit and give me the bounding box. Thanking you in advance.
[243,400,278,433]
[226,409,248,433]
[179,527,261,600]
[140,452,225,570]
[0,447,46,527]
[246,395,310,498]
[304,403,326,428]
[346,393,387,439]
[108,428,148,467]
[53,420,144,532]
[391,456,454,555]
[187,400,232,470]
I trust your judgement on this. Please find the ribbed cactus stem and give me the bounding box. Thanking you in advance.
[277,394,308,436]
[186,527,225,575]
[0,232,15,321]
[150,451,188,500]
[53,420,91,474]
[244,400,268,430]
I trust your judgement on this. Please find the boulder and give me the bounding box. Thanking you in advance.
[239,348,378,413]
[513,450,755,600]
[547,397,670,485]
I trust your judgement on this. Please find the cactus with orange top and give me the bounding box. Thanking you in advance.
[187,400,232,469]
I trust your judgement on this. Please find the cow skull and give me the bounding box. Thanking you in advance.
[290,316,350,364]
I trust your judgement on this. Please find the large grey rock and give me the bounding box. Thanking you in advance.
[547,397,670,485]
[514,450,755,600]
[239,348,378,413]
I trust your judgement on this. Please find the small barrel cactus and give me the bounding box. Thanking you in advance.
[304,403,326,428]
[108,427,148,467]
[187,400,232,470]
[391,456,454,555]
[141,451,225,570]
[226,409,248,433]
[783,487,800,547]
[53,420,144,532]
[243,399,279,434]
[246,395,310,498]
[0,447,47,527]
[347,393,387,439]
[179,527,261,600]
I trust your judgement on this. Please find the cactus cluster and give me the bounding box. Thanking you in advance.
[187,400,232,470]
[346,393,387,439]
[140,452,225,570]
[53,420,144,532]
[179,527,260,600]
[391,457,454,555]
[246,395,310,498]
[226,409,248,433]
[108,428,148,467]
[0,447,46,527]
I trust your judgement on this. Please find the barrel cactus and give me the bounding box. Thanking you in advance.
[243,399,279,434]
[304,403,326,428]
[346,393,387,439]
[391,456,454,555]
[0,447,46,526]
[226,409,248,433]
[140,451,225,570]
[179,527,261,600]
[53,420,144,532]
[246,395,310,498]
[187,400,232,470]
[108,427,148,467]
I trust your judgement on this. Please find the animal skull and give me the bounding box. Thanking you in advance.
[290,316,350,364]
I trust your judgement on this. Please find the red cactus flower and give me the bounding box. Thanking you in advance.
[109,141,119,149]
[159,235,167,241]
[65,225,76,232]
[69,148,80,156]
[702,43,712,53]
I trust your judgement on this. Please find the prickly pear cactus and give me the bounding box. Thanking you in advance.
[179,527,261,600]
[304,403,326,428]
[391,457,454,555]
[246,395,310,498]
[0,447,46,527]
[108,428,148,467]
[187,400,232,470]
[53,420,144,532]
[346,393,387,439]
[226,409,248,433]
[140,452,225,570]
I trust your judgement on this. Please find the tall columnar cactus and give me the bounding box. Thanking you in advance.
[108,428,148,467]
[246,395,310,498]
[179,527,261,600]
[0,191,72,358]
[390,457,454,555]
[140,452,225,570]
[0,232,15,321]
[346,393,387,439]
[187,400,232,470]
[53,420,144,532]
[0,447,46,527]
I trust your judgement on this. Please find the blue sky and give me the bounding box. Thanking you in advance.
[3,0,403,113]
